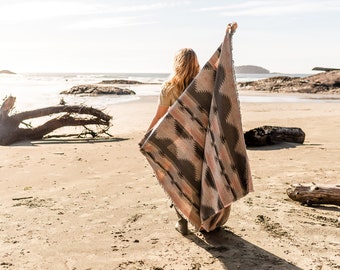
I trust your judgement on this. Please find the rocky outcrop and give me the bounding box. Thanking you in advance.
[61,84,136,95]
[99,79,143,85]
[237,71,340,94]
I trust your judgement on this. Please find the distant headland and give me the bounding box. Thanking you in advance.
[235,65,270,74]
[0,70,16,74]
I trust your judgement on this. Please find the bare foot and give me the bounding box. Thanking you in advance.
[175,219,188,235]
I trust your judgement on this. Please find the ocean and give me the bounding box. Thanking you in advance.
[0,72,338,113]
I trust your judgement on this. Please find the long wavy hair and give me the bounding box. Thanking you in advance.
[164,48,200,98]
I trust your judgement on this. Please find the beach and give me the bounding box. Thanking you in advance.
[1,94,340,269]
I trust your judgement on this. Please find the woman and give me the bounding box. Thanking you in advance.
[147,48,200,132]
[147,48,200,235]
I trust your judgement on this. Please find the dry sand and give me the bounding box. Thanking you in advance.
[0,94,339,270]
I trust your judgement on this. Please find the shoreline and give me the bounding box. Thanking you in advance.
[1,96,339,269]
[238,89,340,100]
[131,90,340,105]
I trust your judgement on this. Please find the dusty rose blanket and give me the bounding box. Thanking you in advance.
[139,28,253,232]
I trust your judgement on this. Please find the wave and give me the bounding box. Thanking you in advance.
[1,72,337,111]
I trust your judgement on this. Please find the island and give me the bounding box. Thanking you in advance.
[235,65,270,74]
[0,70,16,74]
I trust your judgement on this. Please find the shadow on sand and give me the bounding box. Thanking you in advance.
[247,142,324,151]
[310,204,340,213]
[9,137,129,146]
[186,227,302,270]
[247,142,303,151]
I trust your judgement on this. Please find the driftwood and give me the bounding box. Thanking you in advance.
[0,96,111,145]
[12,196,33,201]
[244,125,305,147]
[287,184,340,206]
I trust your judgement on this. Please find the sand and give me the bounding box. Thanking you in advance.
[0,94,339,270]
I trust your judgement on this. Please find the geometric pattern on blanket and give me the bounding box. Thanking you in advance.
[139,28,253,232]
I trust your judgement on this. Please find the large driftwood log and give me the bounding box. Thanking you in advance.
[0,96,111,145]
[244,125,305,147]
[286,184,340,206]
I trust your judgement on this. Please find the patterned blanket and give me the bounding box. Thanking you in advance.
[139,27,253,232]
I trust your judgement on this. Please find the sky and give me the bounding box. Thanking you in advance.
[0,0,339,74]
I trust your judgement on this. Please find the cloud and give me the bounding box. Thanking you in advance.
[0,1,98,23]
[69,16,156,29]
[0,1,190,24]
[68,1,191,29]
[198,0,340,16]
[105,1,190,13]
[0,0,192,31]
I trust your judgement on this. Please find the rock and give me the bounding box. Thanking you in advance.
[99,79,143,84]
[237,71,340,94]
[60,84,136,95]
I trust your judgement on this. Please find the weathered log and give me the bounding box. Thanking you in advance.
[0,96,112,145]
[244,125,305,147]
[12,196,33,201]
[286,184,340,206]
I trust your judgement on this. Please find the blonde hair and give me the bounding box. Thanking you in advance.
[164,48,200,98]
